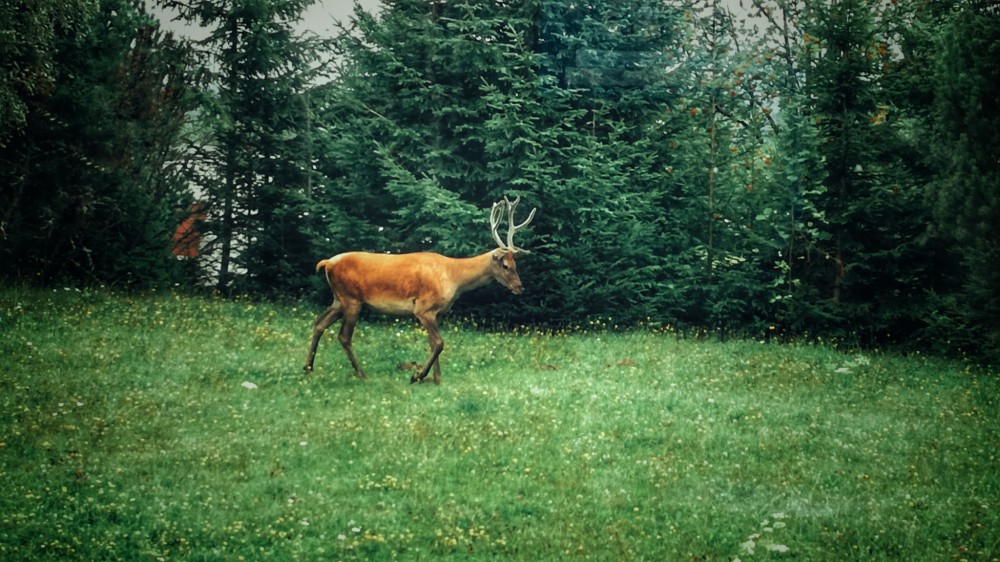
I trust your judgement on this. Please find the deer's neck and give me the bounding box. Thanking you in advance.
[450,251,496,294]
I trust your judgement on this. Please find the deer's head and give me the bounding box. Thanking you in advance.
[489,196,536,294]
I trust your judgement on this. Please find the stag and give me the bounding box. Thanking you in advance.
[304,196,536,384]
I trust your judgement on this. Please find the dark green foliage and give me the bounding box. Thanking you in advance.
[0,0,95,144]
[660,3,781,333]
[313,0,686,325]
[925,6,1000,360]
[768,0,932,345]
[0,0,196,287]
[519,0,683,325]
[162,0,325,295]
[313,0,522,257]
[2,0,1000,362]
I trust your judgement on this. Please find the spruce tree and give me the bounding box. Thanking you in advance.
[162,0,324,293]
[0,0,196,286]
[928,5,1000,359]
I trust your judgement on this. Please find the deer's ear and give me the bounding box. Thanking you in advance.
[492,250,505,262]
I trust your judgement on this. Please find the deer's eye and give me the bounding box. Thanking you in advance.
[501,261,510,270]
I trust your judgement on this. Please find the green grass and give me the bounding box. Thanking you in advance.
[1,287,998,561]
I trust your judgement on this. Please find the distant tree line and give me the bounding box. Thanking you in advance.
[1,0,998,362]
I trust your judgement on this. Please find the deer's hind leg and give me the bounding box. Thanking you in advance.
[304,302,343,373]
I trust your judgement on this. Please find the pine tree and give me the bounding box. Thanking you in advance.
[666,1,790,332]
[0,0,94,145]
[163,0,324,293]
[792,0,928,342]
[0,0,196,286]
[928,5,1000,359]
[314,0,686,324]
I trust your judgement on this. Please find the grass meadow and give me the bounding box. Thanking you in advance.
[1,287,998,561]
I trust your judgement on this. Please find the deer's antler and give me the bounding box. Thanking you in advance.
[490,196,536,254]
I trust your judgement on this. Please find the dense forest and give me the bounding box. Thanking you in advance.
[1,0,998,361]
